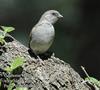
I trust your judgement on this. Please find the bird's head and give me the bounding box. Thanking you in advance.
[40,10,63,24]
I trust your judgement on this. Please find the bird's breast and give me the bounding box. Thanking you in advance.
[30,23,55,54]
[32,23,55,43]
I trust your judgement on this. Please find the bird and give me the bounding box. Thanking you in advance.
[29,10,63,57]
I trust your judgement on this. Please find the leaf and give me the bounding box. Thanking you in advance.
[8,80,15,90]
[4,57,24,73]
[85,77,100,87]
[0,38,6,44]
[11,57,24,70]
[0,26,15,44]
[85,77,98,83]
[1,26,15,33]
[0,32,5,44]
[5,66,12,72]
[0,80,1,87]
[0,34,5,39]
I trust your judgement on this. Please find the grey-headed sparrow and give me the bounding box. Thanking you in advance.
[29,10,63,55]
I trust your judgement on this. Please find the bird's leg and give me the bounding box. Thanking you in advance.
[50,52,55,59]
[37,55,43,61]
[36,55,45,65]
[28,48,44,64]
[51,52,55,57]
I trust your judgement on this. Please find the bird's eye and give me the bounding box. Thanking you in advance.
[52,13,57,16]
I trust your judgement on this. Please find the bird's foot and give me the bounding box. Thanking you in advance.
[51,52,55,58]
[51,53,55,57]
[37,56,44,65]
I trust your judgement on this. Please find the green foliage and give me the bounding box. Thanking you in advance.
[7,81,28,90]
[8,80,15,90]
[81,66,100,88]
[3,56,25,90]
[0,33,6,44]
[0,80,1,87]
[85,77,100,87]
[1,26,15,33]
[0,26,15,44]
[4,56,24,73]
[0,26,27,90]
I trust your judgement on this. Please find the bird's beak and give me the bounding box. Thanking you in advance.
[58,14,63,18]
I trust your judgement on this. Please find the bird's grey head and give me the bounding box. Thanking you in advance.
[39,10,63,24]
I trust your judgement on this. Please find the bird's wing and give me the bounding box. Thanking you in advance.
[29,22,52,44]
[29,24,41,47]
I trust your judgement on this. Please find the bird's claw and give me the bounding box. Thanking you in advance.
[37,56,44,65]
